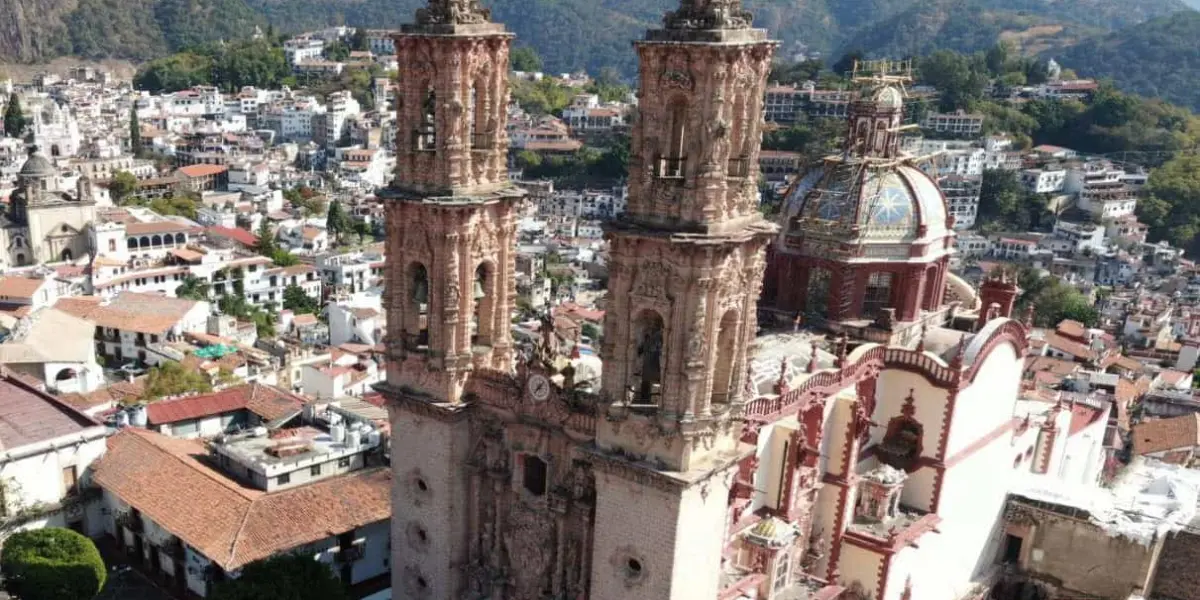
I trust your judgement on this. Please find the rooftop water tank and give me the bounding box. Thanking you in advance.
[330,424,346,445]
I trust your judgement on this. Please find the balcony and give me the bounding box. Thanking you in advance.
[336,541,365,563]
[656,156,686,179]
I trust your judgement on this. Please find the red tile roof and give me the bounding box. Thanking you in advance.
[145,383,305,425]
[206,226,259,247]
[1068,404,1107,436]
[1133,414,1200,457]
[178,164,229,178]
[92,429,391,570]
[0,372,100,449]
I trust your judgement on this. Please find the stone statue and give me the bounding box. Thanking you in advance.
[663,0,753,30]
[417,0,491,25]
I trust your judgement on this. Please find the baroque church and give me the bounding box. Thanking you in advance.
[381,1,1029,599]
[1,148,97,267]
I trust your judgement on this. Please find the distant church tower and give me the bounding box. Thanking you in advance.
[378,0,523,598]
[592,0,776,597]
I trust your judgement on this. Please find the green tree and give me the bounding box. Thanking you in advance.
[1,527,106,600]
[143,360,213,400]
[108,170,139,204]
[325,200,350,243]
[325,40,350,62]
[515,150,542,170]
[255,219,278,257]
[349,28,368,52]
[209,554,349,600]
[4,94,26,139]
[510,46,543,72]
[130,104,143,157]
[1017,268,1100,328]
[283,284,320,315]
[175,274,211,301]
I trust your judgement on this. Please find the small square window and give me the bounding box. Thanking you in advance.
[311,464,321,477]
[338,457,351,468]
[278,473,291,485]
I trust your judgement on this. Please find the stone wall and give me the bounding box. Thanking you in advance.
[1153,530,1200,600]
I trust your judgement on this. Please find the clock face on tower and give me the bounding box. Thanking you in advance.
[527,374,551,402]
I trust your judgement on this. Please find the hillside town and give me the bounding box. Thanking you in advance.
[1,1,1200,600]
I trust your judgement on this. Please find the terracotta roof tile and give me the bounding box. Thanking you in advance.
[55,292,201,335]
[206,226,259,247]
[92,429,390,570]
[0,373,100,450]
[126,221,195,236]
[178,164,229,178]
[0,276,48,300]
[145,383,304,425]
[1133,414,1200,457]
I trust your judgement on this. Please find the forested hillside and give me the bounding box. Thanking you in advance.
[0,0,262,63]
[1,0,1190,77]
[1051,11,1200,111]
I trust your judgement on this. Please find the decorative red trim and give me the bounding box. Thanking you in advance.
[1039,425,1058,475]
[826,407,859,581]
[944,418,1019,468]
[876,553,892,600]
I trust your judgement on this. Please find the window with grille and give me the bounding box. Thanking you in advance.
[863,272,893,317]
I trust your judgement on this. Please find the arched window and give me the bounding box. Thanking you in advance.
[139,236,150,248]
[151,235,163,247]
[175,233,186,245]
[15,253,26,266]
[660,98,688,178]
[630,310,665,407]
[50,145,61,157]
[414,89,436,151]
[711,310,739,409]
[54,368,77,381]
[471,263,495,347]
[522,455,547,496]
[109,239,117,252]
[405,262,430,350]
[13,237,23,249]
[863,272,893,318]
[60,249,72,262]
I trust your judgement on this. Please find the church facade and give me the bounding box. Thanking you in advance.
[381,2,1029,599]
[1,149,97,268]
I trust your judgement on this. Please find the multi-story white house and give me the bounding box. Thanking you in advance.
[54,292,209,365]
[93,424,390,597]
[0,371,108,536]
[1020,168,1067,194]
[938,175,981,230]
[284,38,326,66]
[922,110,984,136]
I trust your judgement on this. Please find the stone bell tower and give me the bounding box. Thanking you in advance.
[378,1,524,598]
[589,1,776,598]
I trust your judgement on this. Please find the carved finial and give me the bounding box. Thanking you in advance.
[836,334,848,367]
[1023,303,1036,328]
[807,342,819,373]
[901,389,916,417]
[775,356,791,395]
[915,323,927,354]
[793,312,803,333]
[950,339,966,370]
[743,360,757,399]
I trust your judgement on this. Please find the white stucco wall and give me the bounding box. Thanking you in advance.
[0,428,107,535]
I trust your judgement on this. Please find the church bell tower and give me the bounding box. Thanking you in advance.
[590,1,777,598]
[379,1,524,598]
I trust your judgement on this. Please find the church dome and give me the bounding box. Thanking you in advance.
[779,160,948,246]
[19,150,55,179]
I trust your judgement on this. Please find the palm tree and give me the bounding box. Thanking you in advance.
[175,275,210,300]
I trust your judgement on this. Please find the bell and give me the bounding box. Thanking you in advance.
[473,277,485,300]
[412,278,428,304]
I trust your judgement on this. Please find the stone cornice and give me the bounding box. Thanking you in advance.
[374,381,471,423]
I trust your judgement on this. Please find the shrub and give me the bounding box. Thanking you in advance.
[1,527,107,600]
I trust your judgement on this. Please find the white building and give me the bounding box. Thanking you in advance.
[328,293,383,347]
[0,372,108,536]
[1020,168,1066,194]
[284,38,326,66]
[0,308,106,395]
[93,426,390,597]
[922,110,984,136]
[54,293,209,365]
[939,176,981,230]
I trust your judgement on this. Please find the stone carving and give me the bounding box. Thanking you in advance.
[633,261,672,298]
[659,53,695,91]
[416,0,491,25]
[503,503,555,599]
[687,294,708,362]
[663,0,753,30]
